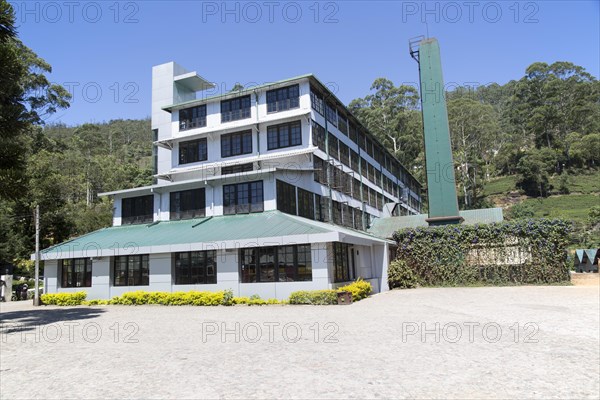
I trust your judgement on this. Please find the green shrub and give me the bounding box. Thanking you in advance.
[109,290,229,306]
[232,296,281,305]
[393,218,572,287]
[289,290,338,305]
[388,259,418,289]
[40,292,86,306]
[338,278,372,301]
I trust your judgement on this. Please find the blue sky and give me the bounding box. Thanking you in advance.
[12,0,600,126]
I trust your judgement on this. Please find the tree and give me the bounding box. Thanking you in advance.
[515,148,554,197]
[447,97,499,208]
[349,78,422,170]
[0,0,70,262]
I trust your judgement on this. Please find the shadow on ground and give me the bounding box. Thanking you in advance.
[0,307,105,333]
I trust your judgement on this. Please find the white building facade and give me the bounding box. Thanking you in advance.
[39,62,422,300]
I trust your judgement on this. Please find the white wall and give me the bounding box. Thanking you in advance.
[46,242,341,301]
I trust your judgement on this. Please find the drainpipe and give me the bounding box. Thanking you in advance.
[254,90,260,160]
[324,100,333,224]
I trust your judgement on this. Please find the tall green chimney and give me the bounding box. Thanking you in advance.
[413,38,463,226]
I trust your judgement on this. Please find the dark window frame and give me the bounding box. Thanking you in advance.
[179,138,208,165]
[240,244,312,283]
[267,84,300,113]
[122,195,154,225]
[276,180,297,215]
[223,180,264,215]
[221,95,251,123]
[170,188,206,220]
[222,163,253,175]
[173,250,217,285]
[333,242,355,283]
[113,254,149,286]
[179,105,207,131]
[221,130,253,158]
[267,120,302,150]
[61,258,92,288]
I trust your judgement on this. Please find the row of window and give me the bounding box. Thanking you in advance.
[310,86,420,195]
[178,84,300,132]
[178,119,304,165]
[121,180,265,224]
[312,120,409,202]
[276,180,323,222]
[275,179,367,231]
[313,156,392,211]
[59,245,312,287]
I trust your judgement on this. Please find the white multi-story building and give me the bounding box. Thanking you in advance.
[38,62,422,300]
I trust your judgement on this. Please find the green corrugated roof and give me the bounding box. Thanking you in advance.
[41,211,331,256]
[368,208,504,239]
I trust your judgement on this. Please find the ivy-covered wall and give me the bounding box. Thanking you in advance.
[391,219,572,286]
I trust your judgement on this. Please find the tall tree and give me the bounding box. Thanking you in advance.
[349,78,422,171]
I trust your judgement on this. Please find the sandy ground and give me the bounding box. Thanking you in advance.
[1,285,599,399]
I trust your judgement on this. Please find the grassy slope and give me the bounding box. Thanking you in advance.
[483,171,600,223]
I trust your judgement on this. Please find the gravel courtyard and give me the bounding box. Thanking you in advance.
[1,286,599,399]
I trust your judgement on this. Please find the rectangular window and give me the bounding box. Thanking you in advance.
[325,103,338,127]
[179,138,208,165]
[315,194,323,221]
[241,244,312,283]
[61,258,92,288]
[179,105,207,131]
[333,242,355,283]
[329,134,339,160]
[276,180,297,215]
[113,255,149,286]
[174,250,217,284]
[349,123,358,144]
[221,130,252,158]
[267,120,302,150]
[311,120,326,152]
[313,156,327,184]
[297,188,314,220]
[361,157,370,181]
[170,188,205,220]
[350,149,359,173]
[339,142,350,167]
[221,95,251,122]
[267,84,300,113]
[222,163,253,175]
[122,195,153,225]
[310,87,324,115]
[338,114,348,135]
[223,181,264,215]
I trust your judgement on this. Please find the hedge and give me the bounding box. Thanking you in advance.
[45,280,372,306]
[391,218,572,287]
[41,292,87,306]
[289,280,372,304]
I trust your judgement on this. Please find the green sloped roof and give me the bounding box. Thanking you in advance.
[368,208,504,239]
[41,211,331,256]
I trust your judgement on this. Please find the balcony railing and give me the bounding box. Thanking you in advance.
[221,108,251,123]
[267,98,299,113]
[179,117,207,131]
